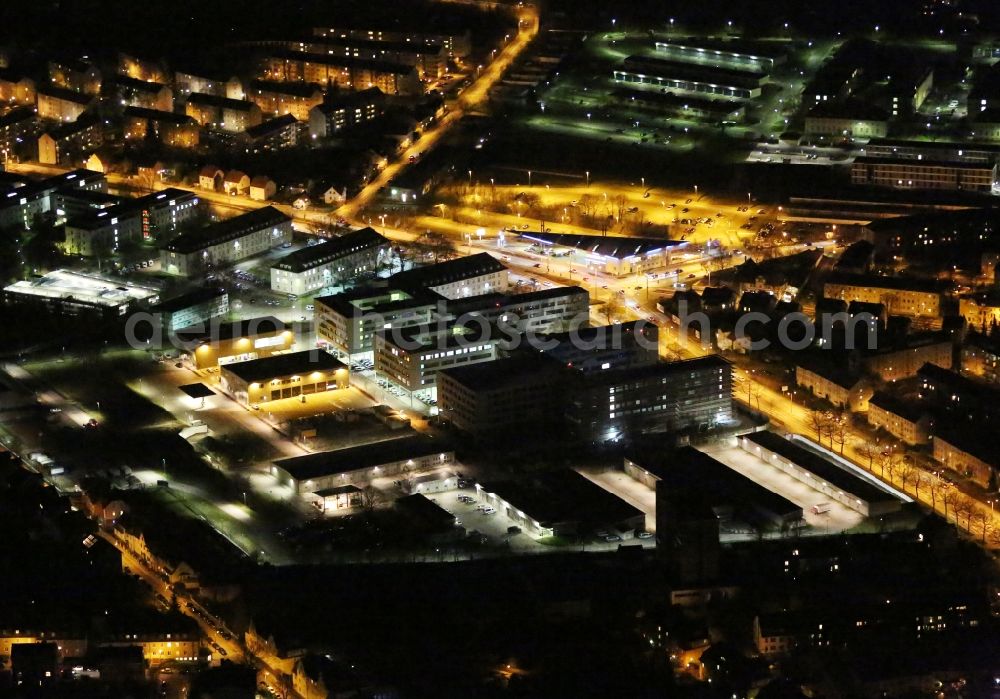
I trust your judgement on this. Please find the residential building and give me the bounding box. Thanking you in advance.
[36,86,94,121]
[918,362,1000,425]
[161,206,293,276]
[308,87,385,138]
[150,287,229,333]
[566,355,734,442]
[47,59,101,94]
[271,435,454,494]
[262,50,422,96]
[111,75,173,112]
[270,227,389,295]
[374,320,502,392]
[220,349,348,406]
[198,165,224,191]
[287,36,446,78]
[962,331,1000,384]
[795,360,872,411]
[249,175,277,201]
[850,157,998,193]
[314,286,441,357]
[823,273,945,319]
[0,69,36,106]
[176,316,293,369]
[933,431,997,488]
[64,187,200,256]
[960,291,1000,331]
[390,252,508,299]
[248,80,324,120]
[117,52,169,83]
[243,114,300,152]
[185,93,262,132]
[867,391,932,445]
[122,106,199,147]
[173,69,243,99]
[437,353,568,438]
[861,332,953,382]
[223,170,250,196]
[313,25,472,59]
[0,168,107,230]
[0,106,41,157]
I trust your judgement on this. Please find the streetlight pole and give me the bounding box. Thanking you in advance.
[585,171,590,186]
[527,170,532,187]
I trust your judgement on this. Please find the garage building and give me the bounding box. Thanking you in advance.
[220,349,348,406]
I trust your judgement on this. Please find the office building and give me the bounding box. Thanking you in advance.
[160,206,293,276]
[64,187,200,256]
[537,323,659,373]
[270,227,389,295]
[374,320,501,392]
[390,252,508,299]
[0,168,106,230]
[150,287,229,333]
[315,286,441,357]
[177,316,293,369]
[614,55,765,100]
[567,356,734,442]
[437,353,567,438]
[448,286,590,334]
[220,349,348,406]
[804,101,889,138]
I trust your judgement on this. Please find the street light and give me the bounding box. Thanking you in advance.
[585,171,590,185]
[527,170,532,186]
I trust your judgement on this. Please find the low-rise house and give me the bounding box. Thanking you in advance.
[867,391,933,445]
[198,165,224,191]
[249,175,277,202]
[796,359,872,411]
[223,170,250,196]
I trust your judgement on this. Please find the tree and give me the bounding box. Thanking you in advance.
[361,485,381,513]
[809,410,830,444]
[942,488,961,521]
[857,440,879,471]
[603,296,625,325]
[829,411,848,454]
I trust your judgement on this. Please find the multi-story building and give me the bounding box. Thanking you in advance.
[173,69,244,100]
[653,38,785,73]
[184,93,262,132]
[47,59,101,94]
[447,286,590,335]
[36,114,102,166]
[804,101,889,138]
[314,286,441,357]
[64,187,200,256]
[220,349,348,406]
[375,320,502,393]
[867,391,932,445]
[307,87,385,138]
[918,362,1000,425]
[959,291,1000,331]
[262,50,421,96]
[111,75,173,112]
[247,80,324,120]
[567,355,734,442]
[3,269,159,318]
[270,227,389,295]
[824,273,945,319]
[35,86,94,121]
[176,316,293,369]
[123,106,199,147]
[537,323,659,373]
[0,106,41,158]
[390,253,508,299]
[117,52,169,83]
[313,25,472,59]
[160,206,293,276]
[932,431,996,488]
[0,169,106,230]
[861,332,953,382]
[795,360,872,411]
[287,36,446,79]
[962,331,1000,384]
[437,353,568,438]
[850,156,998,193]
[150,287,229,333]
[0,70,36,106]
[242,114,300,152]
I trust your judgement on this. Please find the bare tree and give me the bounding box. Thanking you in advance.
[942,488,961,521]
[361,485,382,513]
[809,410,831,445]
[857,440,879,471]
[829,411,848,455]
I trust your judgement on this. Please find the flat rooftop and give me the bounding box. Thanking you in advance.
[315,286,442,318]
[621,55,766,88]
[743,431,897,504]
[151,286,226,314]
[478,469,643,528]
[175,315,287,343]
[222,349,345,383]
[4,269,159,308]
[274,435,451,482]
